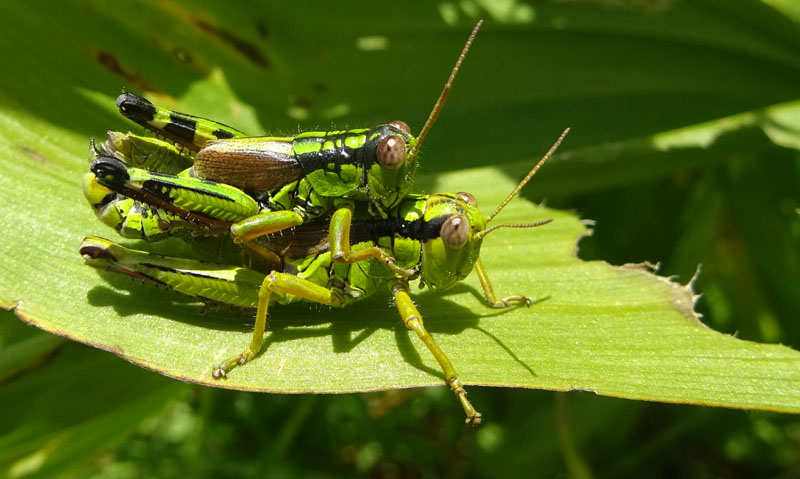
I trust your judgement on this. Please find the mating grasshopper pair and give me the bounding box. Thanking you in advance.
[81,21,567,424]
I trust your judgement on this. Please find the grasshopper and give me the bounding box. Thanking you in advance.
[107,22,483,250]
[90,21,483,273]
[81,129,569,424]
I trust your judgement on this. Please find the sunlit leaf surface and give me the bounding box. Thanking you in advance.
[1,0,798,417]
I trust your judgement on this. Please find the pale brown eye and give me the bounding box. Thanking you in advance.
[440,215,469,249]
[457,192,477,207]
[377,135,406,169]
[388,120,411,133]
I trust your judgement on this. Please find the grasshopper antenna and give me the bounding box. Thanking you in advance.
[485,128,570,224]
[475,129,569,240]
[409,20,483,159]
[475,218,553,241]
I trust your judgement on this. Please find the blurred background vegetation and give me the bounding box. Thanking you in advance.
[1,0,799,477]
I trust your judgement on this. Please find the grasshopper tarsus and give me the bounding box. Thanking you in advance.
[465,412,483,426]
[212,352,250,379]
[489,295,532,308]
[449,377,482,425]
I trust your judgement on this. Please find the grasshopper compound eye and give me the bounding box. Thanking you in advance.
[457,192,477,207]
[441,215,470,249]
[388,120,411,133]
[377,135,406,169]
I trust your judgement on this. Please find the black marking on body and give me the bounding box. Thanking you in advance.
[257,211,451,260]
[213,128,235,139]
[350,215,447,246]
[256,180,310,218]
[141,262,219,281]
[295,127,391,175]
[304,202,324,219]
[113,265,171,287]
[162,112,244,136]
[91,156,131,189]
[292,196,312,221]
[117,93,245,150]
[140,178,235,203]
[81,243,170,287]
[112,180,231,228]
[159,109,244,136]
[94,192,118,209]
[296,134,351,176]
[164,113,198,145]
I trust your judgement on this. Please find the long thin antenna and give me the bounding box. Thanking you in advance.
[409,20,483,159]
[485,128,570,223]
[475,219,552,241]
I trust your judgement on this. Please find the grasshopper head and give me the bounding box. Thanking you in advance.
[366,122,418,213]
[419,193,486,290]
[418,128,570,290]
[368,21,484,216]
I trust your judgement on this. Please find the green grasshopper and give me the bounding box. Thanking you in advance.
[87,150,407,273]
[107,22,483,254]
[81,129,569,424]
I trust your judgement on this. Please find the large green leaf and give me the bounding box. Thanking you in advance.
[1,0,799,417]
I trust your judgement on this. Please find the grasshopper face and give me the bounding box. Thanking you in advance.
[419,193,486,290]
[365,122,419,214]
[415,127,572,291]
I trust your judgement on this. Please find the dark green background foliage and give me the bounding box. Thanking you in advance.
[1,0,799,477]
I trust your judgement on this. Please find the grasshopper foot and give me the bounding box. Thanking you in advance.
[212,349,255,378]
[465,411,483,425]
[384,257,418,280]
[450,377,482,425]
[488,295,531,308]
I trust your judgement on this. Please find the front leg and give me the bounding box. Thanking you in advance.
[329,206,417,279]
[392,282,482,425]
[474,258,531,308]
[228,210,306,265]
[230,210,305,243]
